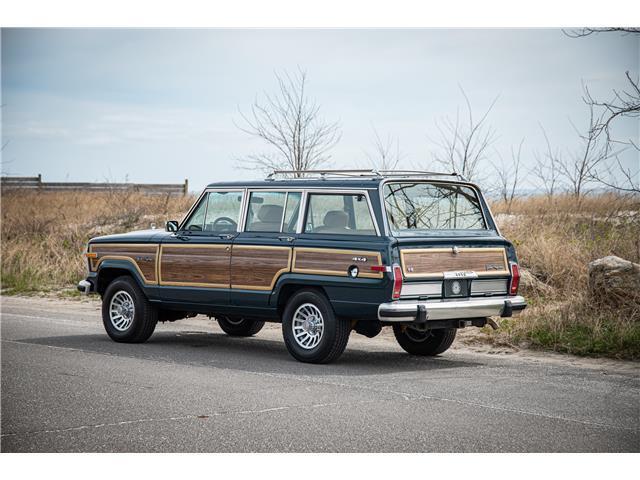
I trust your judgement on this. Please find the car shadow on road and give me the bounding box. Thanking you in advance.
[19,330,485,376]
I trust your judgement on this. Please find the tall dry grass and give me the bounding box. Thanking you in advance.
[1,190,194,293]
[489,193,640,359]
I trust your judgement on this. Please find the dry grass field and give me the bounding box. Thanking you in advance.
[0,190,195,294]
[488,194,640,359]
[1,190,639,359]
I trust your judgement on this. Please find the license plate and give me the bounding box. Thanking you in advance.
[443,271,478,279]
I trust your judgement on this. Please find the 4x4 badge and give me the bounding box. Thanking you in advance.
[352,256,368,262]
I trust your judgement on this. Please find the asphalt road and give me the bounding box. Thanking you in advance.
[1,295,638,452]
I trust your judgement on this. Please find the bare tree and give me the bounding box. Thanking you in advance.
[491,138,524,212]
[566,29,640,194]
[531,125,562,197]
[236,68,341,177]
[429,87,499,182]
[558,104,610,198]
[364,127,402,171]
[583,72,640,152]
[582,73,640,194]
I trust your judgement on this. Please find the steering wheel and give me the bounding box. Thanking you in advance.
[213,216,237,231]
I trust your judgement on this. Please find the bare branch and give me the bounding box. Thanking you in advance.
[563,28,640,38]
[428,87,499,182]
[364,126,402,171]
[490,138,524,212]
[235,68,341,177]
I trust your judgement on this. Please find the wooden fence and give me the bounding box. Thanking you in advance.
[1,175,189,195]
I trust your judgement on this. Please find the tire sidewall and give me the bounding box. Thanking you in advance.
[393,326,457,356]
[217,316,264,336]
[102,277,147,342]
[282,290,339,362]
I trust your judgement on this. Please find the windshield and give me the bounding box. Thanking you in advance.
[383,182,487,235]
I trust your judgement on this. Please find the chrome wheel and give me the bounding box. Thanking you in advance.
[292,303,324,349]
[109,290,135,331]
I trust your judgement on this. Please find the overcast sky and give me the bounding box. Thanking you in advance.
[1,28,638,191]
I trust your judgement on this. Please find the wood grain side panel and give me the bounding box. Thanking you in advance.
[231,246,292,290]
[401,248,508,278]
[89,244,158,283]
[293,248,383,279]
[160,245,230,287]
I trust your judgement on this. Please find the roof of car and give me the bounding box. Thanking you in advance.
[206,172,475,190]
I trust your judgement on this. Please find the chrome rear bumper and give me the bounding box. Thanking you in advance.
[378,295,526,323]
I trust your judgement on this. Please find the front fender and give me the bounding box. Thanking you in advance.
[95,258,151,292]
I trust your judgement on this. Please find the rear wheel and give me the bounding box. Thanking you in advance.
[282,289,350,364]
[217,316,265,337]
[102,276,157,343]
[392,325,456,356]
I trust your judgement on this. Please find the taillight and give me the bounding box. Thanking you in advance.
[392,264,403,300]
[509,262,520,296]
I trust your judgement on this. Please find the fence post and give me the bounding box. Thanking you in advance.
[37,173,42,190]
[183,179,189,195]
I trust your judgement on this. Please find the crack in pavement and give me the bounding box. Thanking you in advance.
[0,400,367,439]
[4,339,637,434]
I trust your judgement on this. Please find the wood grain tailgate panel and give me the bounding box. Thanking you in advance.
[401,247,508,278]
[160,245,230,287]
[293,248,383,279]
[90,244,158,283]
[231,246,292,290]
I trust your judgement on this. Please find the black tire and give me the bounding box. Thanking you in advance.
[392,326,457,356]
[281,289,350,364]
[102,275,157,343]
[217,316,265,337]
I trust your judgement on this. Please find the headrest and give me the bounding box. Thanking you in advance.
[258,204,283,223]
[323,210,348,228]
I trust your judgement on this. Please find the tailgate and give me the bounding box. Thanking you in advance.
[400,247,509,278]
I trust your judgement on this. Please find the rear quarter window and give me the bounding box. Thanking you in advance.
[304,193,376,235]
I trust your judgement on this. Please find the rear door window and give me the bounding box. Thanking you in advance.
[245,191,302,233]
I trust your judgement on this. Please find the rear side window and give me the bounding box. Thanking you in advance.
[304,193,376,235]
[246,191,302,233]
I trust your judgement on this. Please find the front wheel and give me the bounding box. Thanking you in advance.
[392,325,456,356]
[217,316,265,337]
[282,289,350,364]
[102,276,157,343]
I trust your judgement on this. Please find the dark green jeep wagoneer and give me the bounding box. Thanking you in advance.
[79,170,526,363]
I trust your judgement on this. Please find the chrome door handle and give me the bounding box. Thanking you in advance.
[278,236,295,242]
[218,233,235,240]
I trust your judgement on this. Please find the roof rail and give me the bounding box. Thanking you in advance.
[266,169,467,181]
[266,169,377,179]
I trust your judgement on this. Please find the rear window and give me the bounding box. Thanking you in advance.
[383,182,486,235]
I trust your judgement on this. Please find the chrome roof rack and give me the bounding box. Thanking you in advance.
[266,169,468,182]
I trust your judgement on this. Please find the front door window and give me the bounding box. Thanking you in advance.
[203,191,243,233]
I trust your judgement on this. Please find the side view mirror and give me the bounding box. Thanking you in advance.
[166,220,179,232]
